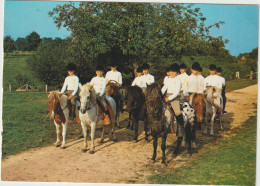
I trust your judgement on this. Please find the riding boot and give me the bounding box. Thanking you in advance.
[176,114,185,137]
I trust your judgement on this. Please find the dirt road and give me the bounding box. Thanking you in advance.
[1,84,257,183]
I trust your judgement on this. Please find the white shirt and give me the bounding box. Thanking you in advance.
[163,76,170,85]
[90,76,107,97]
[198,75,205,90]
[218,76,225,87]
[186,74,204,95]
[161,76,181,101]
[105,70,123,85]
[60,75,79,96]
[178,72,189,94]
[204,75,222,89]
[131,76,144,88]
[140,73,155,88]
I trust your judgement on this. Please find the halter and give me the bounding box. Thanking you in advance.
[81,90,97,111]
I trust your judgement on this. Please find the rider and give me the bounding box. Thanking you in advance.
[178,63,189,103]
[197,66,205,91]
[163,66,171,85]
[90,65,107,114]
[161,63,185,137]
[139,63,155,92]
[186,62,204,104]
[204,64,222,90]
[60,63,79,120]
[131,67,144,87]
[216,67,227,113]
[105,62,123,111]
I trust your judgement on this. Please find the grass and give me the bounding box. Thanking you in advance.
[2,92,82,157]
[148,115,257,185]
[3,53,45,92]
[225,78,257,93]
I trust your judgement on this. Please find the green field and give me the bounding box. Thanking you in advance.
[148,115,257,185]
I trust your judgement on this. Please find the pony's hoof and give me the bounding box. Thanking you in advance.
[209,133,214,136]
[81,148,88,153]
[150,159,156,164]
[172,153,178,158]
[192,142,197,148]
[112,138,118,142]
[55,143,61,147]
[60,146,66,149]
[100,139,104,144]
[89,150,95,154]
[161,163,167,168]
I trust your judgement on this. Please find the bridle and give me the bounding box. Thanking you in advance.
[80,90,97,112]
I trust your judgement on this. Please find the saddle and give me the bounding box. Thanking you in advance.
[98,97,114,125]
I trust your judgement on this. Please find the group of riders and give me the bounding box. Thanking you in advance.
[60,61,227,127]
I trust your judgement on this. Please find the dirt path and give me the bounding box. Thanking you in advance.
[1,84,257,183]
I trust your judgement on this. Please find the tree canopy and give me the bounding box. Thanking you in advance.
[49,2,230,84]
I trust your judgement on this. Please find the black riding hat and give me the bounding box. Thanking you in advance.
[66,63,77,71]
[216,67,222,73]
[170,63,180,72]
[209,64,217,71]
[141,63,150,70]
[198,66,203,72]
[180,63,187,69]
[192,62,200,71]
[96,65,104,71]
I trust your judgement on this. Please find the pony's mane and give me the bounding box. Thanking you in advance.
[146,82,162,99]
[48,91,60,100]
[128,86,143,98]
[193,93,205,103]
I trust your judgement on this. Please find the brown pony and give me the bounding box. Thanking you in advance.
[191,93,206,129]
[106,82,121,128]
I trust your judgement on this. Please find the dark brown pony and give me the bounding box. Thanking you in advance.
[146,83,171,166]
[106,82,121,128]
[125,85,148,142]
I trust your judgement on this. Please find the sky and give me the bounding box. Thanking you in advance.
[3,1,259,57]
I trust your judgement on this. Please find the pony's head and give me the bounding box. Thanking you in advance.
[125,85,144,113]
[206,86,223,110]
[78,83,96,114]
[47,91,62,119]
[192,93,206,123]
[145,83,163,116]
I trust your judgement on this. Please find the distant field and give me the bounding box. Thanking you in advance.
[226,78,257,93]
[148,115,256,185]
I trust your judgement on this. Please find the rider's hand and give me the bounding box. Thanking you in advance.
[68,95,73,100]
[107,80,111,84]
[164,97,169,103]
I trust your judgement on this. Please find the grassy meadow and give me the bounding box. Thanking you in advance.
[148,115,257,185]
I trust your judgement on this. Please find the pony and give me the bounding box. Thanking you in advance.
[105,81,121,128]
[47,91,79,149]
[78,83,117,154]
[125,85,148,142]
[146,83,196,165]
[204,86,224,135]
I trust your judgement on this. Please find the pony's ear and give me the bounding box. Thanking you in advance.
[59,93,63,97]
[78,83,83,91]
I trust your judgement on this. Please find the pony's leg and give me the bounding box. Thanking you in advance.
[100,127,105,143]
[204,113,210,134]
[127,112,132,129]
[89,122,96,154]
[81,122,88,152]
[111,118,117,141]
[173,137,183,156]
[161,132,168,166]
[116,111,120,128]
[133,117,139,142]
[54,123,61,147]
[144,116,149,141]
[151,134,158,162]
[219,112,223,130]
[191,122,197,149]
[61,122,68,149]
[210,107,217,136]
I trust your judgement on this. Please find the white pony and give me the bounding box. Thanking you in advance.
[205,86,224,135]
[78,83,117,154]
[47,91,79,149]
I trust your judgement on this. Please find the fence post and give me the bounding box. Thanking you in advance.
[45,85,48,92]
[9,84,11,92]
[250,71,253,80]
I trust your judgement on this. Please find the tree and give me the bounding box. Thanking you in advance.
[27,38,70,86]
[25,31,42,51]
[4,36,16,53]
[49,2,229,84]
[15,37,27,51]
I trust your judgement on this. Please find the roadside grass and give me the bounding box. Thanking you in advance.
[2,92,82,157]
[225,78,257,93]
[148,115,257,185]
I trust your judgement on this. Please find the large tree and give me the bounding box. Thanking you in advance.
[49,2,228,83]
[4,36,16,53]
[25,31,42,51]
